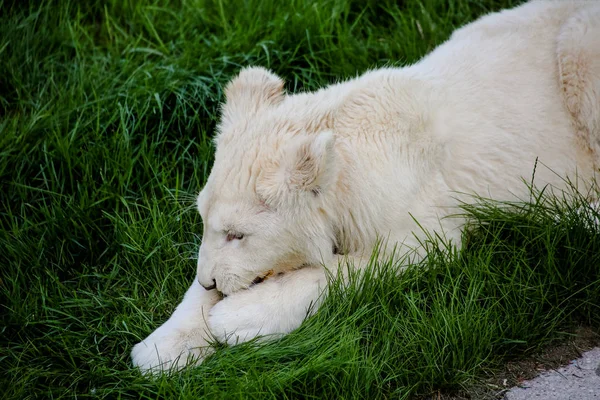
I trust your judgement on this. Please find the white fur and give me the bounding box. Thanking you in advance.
[132,0,600,373]
[130,281,220,372]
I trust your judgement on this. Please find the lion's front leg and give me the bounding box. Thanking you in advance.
[131,280,220,373]
[207,255,365,345]
[207,266,327,345]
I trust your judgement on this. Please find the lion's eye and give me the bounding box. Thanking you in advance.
[226,232,244,242]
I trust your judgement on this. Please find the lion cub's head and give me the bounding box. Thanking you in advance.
[196,67,341,295]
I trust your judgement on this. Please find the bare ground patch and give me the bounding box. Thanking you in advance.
[423,326,600,400]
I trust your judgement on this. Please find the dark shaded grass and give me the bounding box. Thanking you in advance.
[4,0,599,399]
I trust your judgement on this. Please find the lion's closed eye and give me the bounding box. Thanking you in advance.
[226,232,245,242]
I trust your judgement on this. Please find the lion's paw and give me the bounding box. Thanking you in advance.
[208,292,280,346]
[131,323,212,374]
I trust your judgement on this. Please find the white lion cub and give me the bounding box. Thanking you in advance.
[132,0,600,372]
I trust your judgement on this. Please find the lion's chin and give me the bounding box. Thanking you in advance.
[221,265,311,296]
[247,263,313,289]
[249,269,275,287]
[217,269,276,298]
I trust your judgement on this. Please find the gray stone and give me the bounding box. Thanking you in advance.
[505,348,600,400]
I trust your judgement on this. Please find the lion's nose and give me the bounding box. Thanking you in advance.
[200,278,217,291]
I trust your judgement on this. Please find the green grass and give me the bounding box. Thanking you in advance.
[1,0,599,398]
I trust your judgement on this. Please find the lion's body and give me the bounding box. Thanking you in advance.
[132,0,600,373]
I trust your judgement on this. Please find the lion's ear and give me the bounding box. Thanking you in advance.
[281,131,337,195]
[257,131,338,206]
[221,67,285,123]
